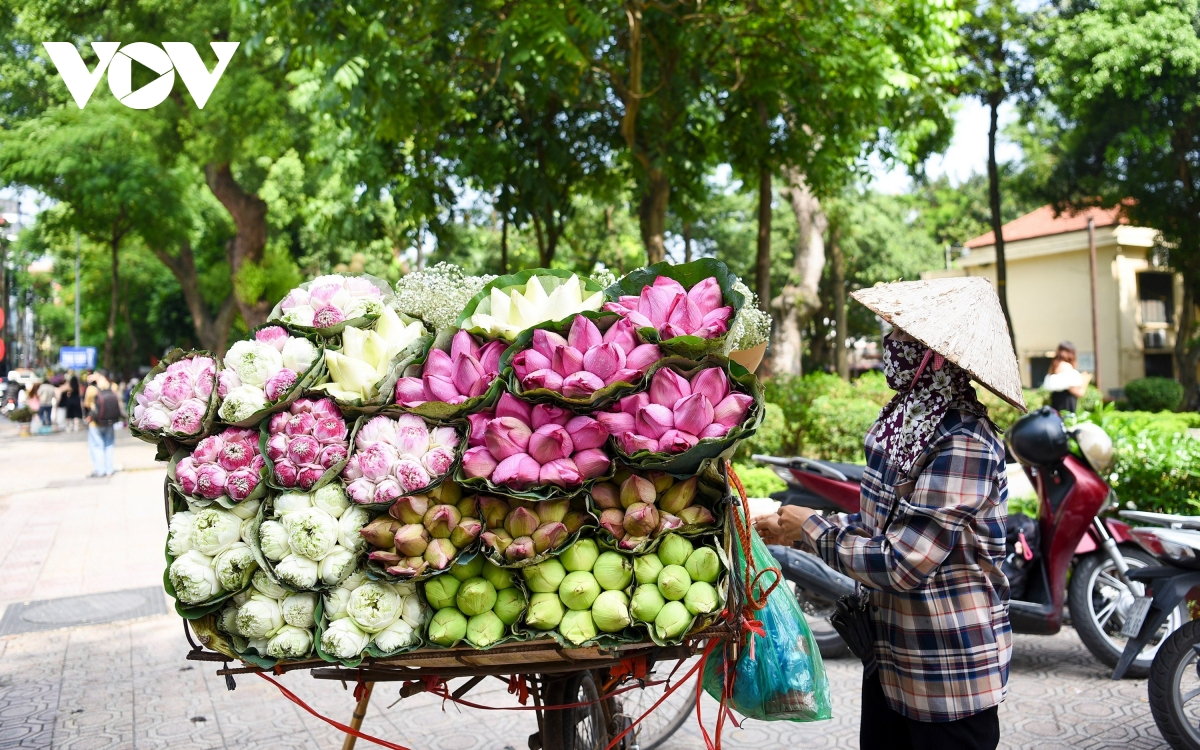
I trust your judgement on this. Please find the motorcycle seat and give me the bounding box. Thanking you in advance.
[817,461,866,483]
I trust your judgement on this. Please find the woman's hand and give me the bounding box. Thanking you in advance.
[753,505,819,545]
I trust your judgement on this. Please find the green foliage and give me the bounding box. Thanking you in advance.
[1123,377,1184,413]
[731,463,787,499]
[763,371,892,462]
[6,407,34,423]
[1008,492,1040,519]
[735,402,786,461]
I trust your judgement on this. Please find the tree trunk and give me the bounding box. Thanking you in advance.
[756,165,772,313]
[987,96,1017,354]
[152,242,238,355]
[1176,267,1200,410]
[500,211,509,274]
[637,170,669,264]
[830,222,849,380]
[104,235,119,374]
[205,162,270,329]
[683,222,692,263]
[770,167,827,376]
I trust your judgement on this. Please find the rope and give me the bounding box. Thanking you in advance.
[256,672,413,750]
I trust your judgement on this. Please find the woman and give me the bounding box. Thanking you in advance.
[63,375,83,431]
[1042,341,1089,413]
[756,277,1022,750]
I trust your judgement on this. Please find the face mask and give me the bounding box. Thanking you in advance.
[882,336,925,391]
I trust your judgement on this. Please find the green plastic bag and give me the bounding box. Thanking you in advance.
[703,505,832,722]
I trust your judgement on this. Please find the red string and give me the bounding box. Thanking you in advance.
[256,672,413,750]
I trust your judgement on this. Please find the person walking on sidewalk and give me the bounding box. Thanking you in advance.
[84,372,122,477]
[61,375,83,431]
[36,379,57,429]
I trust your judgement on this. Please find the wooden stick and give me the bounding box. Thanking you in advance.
[341,682,375,750]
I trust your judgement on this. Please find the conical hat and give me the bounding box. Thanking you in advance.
[851,277,1026,412]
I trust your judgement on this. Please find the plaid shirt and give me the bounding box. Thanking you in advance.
[801,410,1011,722]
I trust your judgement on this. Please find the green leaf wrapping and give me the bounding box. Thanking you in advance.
[216,324,329,428]
[163,487,254,620]
[605,259,746,360]
[268,273,394,340]
[393,328,504,420]
[457,268,607,342]
[128,348,220,458]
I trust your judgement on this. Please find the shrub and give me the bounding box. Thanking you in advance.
[1124,377,1184,412]
[762,371,892,462]
[802,394,881,462]
[735,402,786,461]
[731,463,787,499]
[5,407,33,423]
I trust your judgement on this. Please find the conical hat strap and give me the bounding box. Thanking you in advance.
[906,349,946,393]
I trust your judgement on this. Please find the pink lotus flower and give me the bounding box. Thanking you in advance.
[635,403,674,439]
[159,372,193,410]
[713,393,754,428]
[562,371,604,399]
[195,464,228,500]
[582,342,625,382]
[192,435,223,464]
[175,457,199,495]
[690,367,729,405]
[306,398,342,421]
[523,369,564,391]
[553,346,585,377]
[217,369,241,399]
[478,340,506,376]
[274,458,300,486]
[313,417,348,445]
[529,424,574,464]
[343,454,363,481]
[531,329,568,359]
[358,443,398,481]
[462,446,499,478]
[659,429,700,453]
[424,349,454,379]
[467,412,492,447]
[287,435,321,466]
[346,477,376,503]
[393,458,432,492]
[673,393,714,436]
[567,316,603,351]
[374,478,405,505]
[565,416,607,451]
[619,434,659,454]
[602,275,733,340]
[599,509,626,540]
[625,345,662,371]
[169,399,206,435]
[602,318,639,355]
[226,427,258,444]
[424,375,462,404]
[572,448,611,479]
[394,377,427,406]
[319,444,348,469]
[605,369,642,387]
[650,368,691,406]
[250,455,267,472]
[297,465,325,490]
[356,415,398,448]
[226,468,261,502]
[492,454,542,490]
[266,433,289,461]
[617,392,650,415]
[451,353,486,398]
[255,325,290,350]
[264,368,298,402]
[429,426,459,449]
[218,440,256,472]
[530,404,569,429]
[595,411,635,435]
[512,349,552,382]
[422,446,455,477]
[312,305,345,328]
[484,417,532,461]
[268,412,289,435]
[495,393,532,423]
[392,415,430,457]
[285,412,316,437]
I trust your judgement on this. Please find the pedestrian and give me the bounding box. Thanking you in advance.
[1041,341,1090,414]
[36,379,57,430]
[83,371,122,477]
[63,375,84,431]
[755,278,1023,750]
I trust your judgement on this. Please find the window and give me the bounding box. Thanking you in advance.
[1030,357,1053,388]
[1144,353,1174,378]
[1138,271,1174,325]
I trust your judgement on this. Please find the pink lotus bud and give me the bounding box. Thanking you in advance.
[393,458,432,493]
[218,440,256,473]
[713,393,754,428]
[617,392,650,416]
[450,329,479,361]
[393,416,431,457]
[484,417,532,461]
[655,512,684,536]
[394,377,428,406]
[529,424,574,464]
[312,418,348,446]
[602,317,639,356]
[356,415,397,449]
[599,509,626,539]
[423,447,455,477]
[667,294,704,334]
[673,393,715,436]
[308,282,340,306]
[596,411,635,436]
[619,536,648,551]
[424,538,456,570]
[652,276,687,294]
[312,305,345,328]
[699,423,728,439]
[227,427,258,444]
[462,446,499,479]
[452,353,486,397]
[430,426,459,451]
[604,301,654,329]
[354,444,394,482]
[478,340,506,377]
[505,536,536,562]
[638,285,680,327]
[345,477,376,503]
[159,372,192,410]
[678,506,716,526]
[505,506,541,538]
[451,517,483,548]
[424,503,462,539]
[319,443,348,469]
[250,454,267,472]
[562,371,604,399]
[495,393,533,424]
[591,482,621,510]
[217,369,241,399]
[369,550,403,567]
[623,502,659,537]
[532,329,568,360]
[492,454,542,490]
[361,517,403,548]
[659,430,700,453]
[285,412,316,437]
[567,315,603,352]
[424,374,462,403]
[532,522,569,553]
[690,368,730,406]
[394,524,431,556]
[620,475,656,508]
[386,558,430,578]
[374,478,405,505]
[687,277,723,315]
[536,499,569,524]
[287,435,321,466]
[539,458,583,488]
[619,434,659,454]
[193,366,215,399]
[650,368,691,406]
[193,435,224,464]
[170,400,206,435]
[264,368,298,402]
[635,404,674,439]
[482,529,513,554]
[552,345,585,378]
[195,464,228,499]
[297,465,325,490]
[390,494,430,524]
[255,325,290,350]
[273,458,300,487]
[467,412,492,447]
[268,412,289,435]
[700,306,733,330]
[424,348,454,379]
[512,349,552,382]
[563,510,589,534]
[175,457,199,495]
[307,398,342,420]
[530,404,569,430]
[565,416,607,451]
[523,369,564,391]
[343,453,363,481]
[478,496,510,529]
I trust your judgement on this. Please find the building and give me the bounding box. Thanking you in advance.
[922,205,1191,397]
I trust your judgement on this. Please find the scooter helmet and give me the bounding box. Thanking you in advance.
[1072,422,1114,474]
[1007,406,1070,466]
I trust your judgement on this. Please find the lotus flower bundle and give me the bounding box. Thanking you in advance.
[603,276,732,341]
[518,545,634,645]
[343,414,461,504]
[266,398,350,490]
[474,492,591,563]
[394,330,506,407]
[361,482,483,577]
[256,485,367,591]
[630,535,723,642]
[320,575,426,658]
[131,355,216,435]
[511,317,663,399]
[464,274,605,341]
[423,557,527,648]
[166,499,261,605]
[215,573,319,660]
[597,366,753,455]
[217,327,320,422]
[277,274,386,329]
[175,427,265,504]
[589,471,714,550]
[461,394,611,491]
[317,306,428,403]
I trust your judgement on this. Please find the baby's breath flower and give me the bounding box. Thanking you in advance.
[589,268,617,289]
[725,281,772,353]
[394,263,495,332]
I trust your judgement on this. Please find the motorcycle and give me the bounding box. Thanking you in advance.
[1110,513,1200,749]
[755,407,1181,676]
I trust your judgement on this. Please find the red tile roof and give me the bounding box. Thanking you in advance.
[964,204,1128,248]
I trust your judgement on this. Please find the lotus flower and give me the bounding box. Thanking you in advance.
[465,274,605,341]
[492,454,541,490]
[317,306,426,403]
[484,417,532,461]
[462,446,499,478]
[603,275,732,340]
[529,424,574,464]
[514,313,662,397]
[278,274,385,330]
[394,330,502,407]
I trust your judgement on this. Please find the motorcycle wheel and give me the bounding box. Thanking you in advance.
[782,576,849,659]
[1149,620,1200,750]
[1068,548,1183,678]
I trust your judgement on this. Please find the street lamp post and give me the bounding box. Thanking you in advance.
[74,233,81,347]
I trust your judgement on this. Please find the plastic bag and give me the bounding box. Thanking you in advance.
[703,504,832,722]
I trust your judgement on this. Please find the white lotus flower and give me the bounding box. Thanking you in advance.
[218,603,240,635]
[169,550,223,604]
[317,308,426,402]
[321,617,371,659]
[313,484,350,519]
[258,520,290,561]
[232,591,252,608]
[213,542,258,592]
[287,508,340,561]
[252,570,289,599]
[274,492,312,516]
[191,507,243,556]
[220,385,269,423]
[400,593,425,629]
[225,340,283,388]
[281,592,318,629]
[324,587,353,621]
[267,624,313,659]
[281,337,319,374]
[236,593,284,638]
[318,545,357,586]
[167,510,196,557]
[274,553,319,589]
[338,506,370,553]
[229,498,261,521]
[466,274,604,341]
[239,516,257,546]
[373,619,417,653]
[346,581,401,634]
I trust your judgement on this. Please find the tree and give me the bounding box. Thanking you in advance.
[1038,0,1200,407]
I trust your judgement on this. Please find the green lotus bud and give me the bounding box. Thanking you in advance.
[684,547,721,584]
[431,480,462,505]
[684,581,720,616]
[590,482,621,510]
[479,496,511,529]
[525,593,565,630]
[523,559,567,593]
[456,496,479,519]
[532,522,569,553]
[633,554,664,586]
[466,611,506,648]
[631,584,666,623]
[424,503,462,539]
[482,561,515,591]
[562,510,590,534]
[659,477,698,514]
[450,555,485,582]
[423,538,457,569]
[456,577,498,617]
[647,471,675,495]
[494,587,527,626]
[612,466,633,485]
[536,499,570,524]
[653,601,692,641]
[423,576,461,610]
[481,529,513,554]
[620,475,656,509]
[657,565,692,601]
[505,506,541,538]
[558,571,601,611]
[677,506,716,527]
[657,534,694,567]
[559,609,598,645]
[591,590,631,633]
[560,538,600,573]
[593,551,633,592]
[428,607,468,646]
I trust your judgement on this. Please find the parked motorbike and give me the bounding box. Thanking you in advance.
[755,407,1179,676]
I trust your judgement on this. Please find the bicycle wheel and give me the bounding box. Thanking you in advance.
[542,671,610,750]
[616,656,700,750]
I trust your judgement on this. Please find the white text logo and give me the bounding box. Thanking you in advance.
[42,42,239,110]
